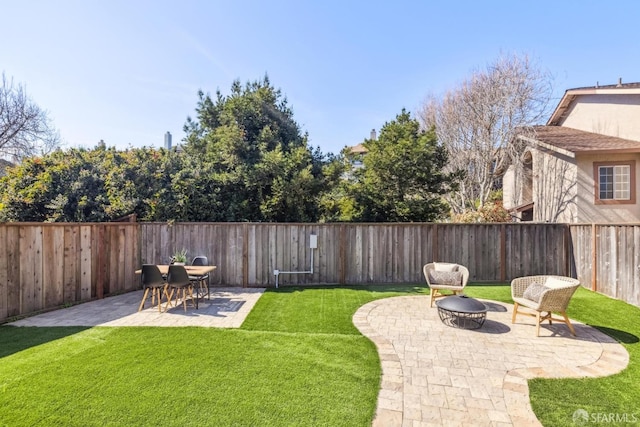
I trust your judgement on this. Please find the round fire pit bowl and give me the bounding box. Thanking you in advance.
[436,295,487,329]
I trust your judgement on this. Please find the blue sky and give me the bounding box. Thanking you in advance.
[2,0,640,155]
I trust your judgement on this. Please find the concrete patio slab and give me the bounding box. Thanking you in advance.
[8,287,265,328]
[353,296,629,427]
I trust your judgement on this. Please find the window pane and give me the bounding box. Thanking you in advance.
[614,165,630,200]
[599,167,614,199]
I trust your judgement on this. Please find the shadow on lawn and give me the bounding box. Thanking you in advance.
[0,326,89,358]
[591,325,639,344]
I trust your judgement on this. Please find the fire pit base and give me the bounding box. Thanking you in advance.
[436,295,487,329]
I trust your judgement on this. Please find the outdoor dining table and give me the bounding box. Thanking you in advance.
[135,264,217,310]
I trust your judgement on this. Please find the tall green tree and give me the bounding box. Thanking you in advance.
[183,76,327,222]
[342,109,459,222]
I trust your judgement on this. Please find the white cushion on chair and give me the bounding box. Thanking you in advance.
[544,277,569,289]
[434,262,459,272]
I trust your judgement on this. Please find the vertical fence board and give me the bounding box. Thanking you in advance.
[6,226,20,318]
[634,228,640,306]
[22,226,43,313]
[0,226,7,320]
[117,226,126,292]
[80,226,92,300]
[247,225,257,285]
[43,226,64,307]
[63,226,78,303]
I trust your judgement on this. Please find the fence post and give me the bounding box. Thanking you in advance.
[432,224,439,262]
[591,223,597,291]
[242,223,248,288]
[339,224,346,285]
[500,224,506,282]
[96,224,105,299]
[564,225,571,277]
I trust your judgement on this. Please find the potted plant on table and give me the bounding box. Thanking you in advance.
[171,248,188,265]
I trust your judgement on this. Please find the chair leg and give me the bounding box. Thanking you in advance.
[429,289,437,307]
[511,302,519,324]
[535,312,541,337]
[165,287,177,311]
[138,288,150,312]
[561,311,577,336]
[181,288,188,312]
[163,285,171,308]
[201,280,208,299]
[191,285,198,309]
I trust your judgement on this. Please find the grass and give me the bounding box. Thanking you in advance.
[0,283,639,426]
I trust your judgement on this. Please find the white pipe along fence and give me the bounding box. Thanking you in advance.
[273,233,317,288]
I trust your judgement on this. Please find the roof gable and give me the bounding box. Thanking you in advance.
[547,81,640,126]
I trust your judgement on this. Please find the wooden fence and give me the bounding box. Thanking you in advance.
[0,223,139,322]
[138,223,570,287]
[569,224,640,308]
[1,222,638,323]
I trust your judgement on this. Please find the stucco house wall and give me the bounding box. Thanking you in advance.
[531,148,578,223]
[502,167,517,210]
[575,153,640,223]
[561,94,640,141]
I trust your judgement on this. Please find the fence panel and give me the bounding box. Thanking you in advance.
[5,221,640,323]
[0,223,138,323]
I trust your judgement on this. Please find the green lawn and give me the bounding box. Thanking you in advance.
[0,284,638,427]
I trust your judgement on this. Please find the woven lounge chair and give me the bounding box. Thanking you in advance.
[511,275,580,336]
[423,263,470,307]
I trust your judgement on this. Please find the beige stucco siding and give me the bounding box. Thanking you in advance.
[562,95,640,141]
[502,167,516,210]
[532,148,578,223]
[574,153,640,223]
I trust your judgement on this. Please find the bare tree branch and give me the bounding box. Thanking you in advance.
[0,72,59,161]
[419,53,553,214]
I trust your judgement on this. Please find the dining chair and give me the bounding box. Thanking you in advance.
[190,256,210,300]
[166,264,197,312]
[138,264,169,312]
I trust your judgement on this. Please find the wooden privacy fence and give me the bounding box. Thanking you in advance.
[0,223,139,322]
[569,224,640,307]
[139,223,570,286]
[1,221,639,323]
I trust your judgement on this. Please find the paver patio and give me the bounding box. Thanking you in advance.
[8,287,265,328]
[353,296,629,427]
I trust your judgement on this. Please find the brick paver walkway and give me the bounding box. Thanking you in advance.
[353,296,629,427]
[9,287,264,328]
